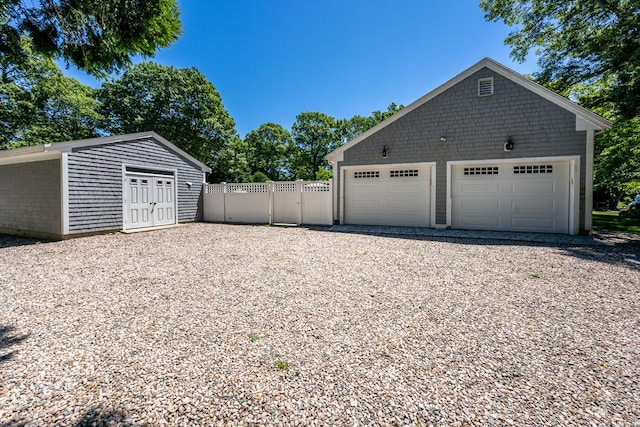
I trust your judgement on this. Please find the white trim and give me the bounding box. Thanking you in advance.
[430,165,437,228]
[339,162,436,227]
[447,156,579,166]
[570,158,581,235]
[122,164,128,230]
[340,162,435,170]
[326,57,612,162]
[61,153,69,235]
[339,167,345,224]
[577,118,597,233]
[446,156,580,235]
[331,162,338,223]
[584,130,594,232]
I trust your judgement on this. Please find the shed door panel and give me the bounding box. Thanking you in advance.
[344,166,431,227]
[127,177,153,229]
[451,162,570,233]
[153,178,175,226]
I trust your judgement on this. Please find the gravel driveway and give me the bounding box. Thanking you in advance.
[1,223,638,426]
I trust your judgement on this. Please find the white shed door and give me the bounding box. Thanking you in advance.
[127,176,153,229]
[344,166,431,227]
[125,174,176,230]
[153,178,176,226]
[451,162,570,233]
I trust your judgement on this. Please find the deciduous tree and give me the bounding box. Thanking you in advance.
[1,0,182,76]
[1,40,102,148]
[98,62,237,171]
[244,123,293,181]
[290,112,339,180]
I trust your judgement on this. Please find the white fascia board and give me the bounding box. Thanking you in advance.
[0,151,61,165]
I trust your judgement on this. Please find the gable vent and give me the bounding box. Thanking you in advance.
[478,77,494,97]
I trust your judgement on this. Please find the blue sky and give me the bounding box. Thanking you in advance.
[65,1,538,137]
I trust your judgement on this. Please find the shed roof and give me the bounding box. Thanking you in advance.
[0,131,212,173]
[326,57,613,162]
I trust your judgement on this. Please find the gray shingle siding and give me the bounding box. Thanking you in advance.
[67,137,204,234]
[0,159,61,236]
[339,68,588,229]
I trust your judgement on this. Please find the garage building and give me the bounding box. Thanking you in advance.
[0,132,210,239]
[326,58,612,235]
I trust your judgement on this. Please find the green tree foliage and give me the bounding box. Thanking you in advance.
[210,136,251,183]
[243,123,293,181]
[1,0,182,76]
[1,39,102,148]
[98,62,237,171]
[337,103,404,143]
[594,117,640,208]
[290,112,340,180]
[480,0,640,119]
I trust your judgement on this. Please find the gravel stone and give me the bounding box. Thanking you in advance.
[1,223,639,426]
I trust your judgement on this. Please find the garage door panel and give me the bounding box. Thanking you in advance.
[386,198,419,210]
[461,182,501,194]
[452,161,570,234]
[512,199,556,211]
[511,217,555,230]
[345,166,431,227]
[461,198,500,210]
[389,183,420,193]
[354,185,384,194]
[349,198,381,210]
[461,215,501,227]
[388,213,422,225]
[512,180,562,194]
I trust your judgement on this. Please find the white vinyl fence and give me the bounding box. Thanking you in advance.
[203,180,332,226]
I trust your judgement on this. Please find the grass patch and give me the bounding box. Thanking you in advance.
[592,211,640,235]
[274,360,291,370]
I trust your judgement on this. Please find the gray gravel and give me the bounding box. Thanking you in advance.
[1,223,639,426]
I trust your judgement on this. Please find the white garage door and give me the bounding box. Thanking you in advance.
[451,161,570,233]
[344,166,431,227]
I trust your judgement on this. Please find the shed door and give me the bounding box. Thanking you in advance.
[344,166,431,227]
[127,177,153,229]
[451,162,570,233]
[153,178,175,226]
[125,173,176,230]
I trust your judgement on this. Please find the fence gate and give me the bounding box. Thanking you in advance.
[203,180,332,226]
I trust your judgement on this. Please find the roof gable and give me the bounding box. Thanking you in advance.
[326,58,612,162]
[0,131,212,173]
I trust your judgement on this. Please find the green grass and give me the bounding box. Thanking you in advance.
[274,360,291,370]
[592,211,640,235]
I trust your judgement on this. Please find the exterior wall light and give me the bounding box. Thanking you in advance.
[440,136,447,142]
[504,136,514,152]
[382,145,388,158]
